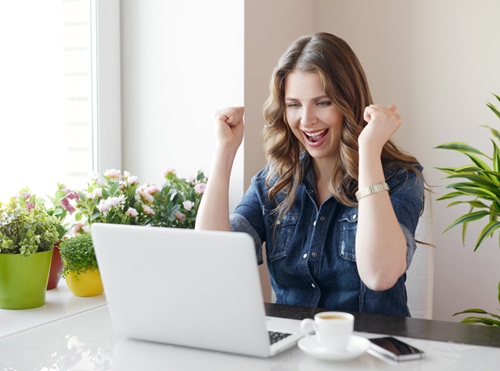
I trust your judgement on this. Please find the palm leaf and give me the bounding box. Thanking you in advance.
[446,200,489,209]
[474,221,500,251]
[482,125,500,143]
[447,183,499,199]
[463,152,493,171]
[443,210,490,234]
[443,173,499,189]
[453,308,500,319]
[436,191,469,201]
[435,142,486,156]
[457,316,500,326]
[487,101,500,120]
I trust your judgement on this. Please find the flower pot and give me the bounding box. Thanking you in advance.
[0,250,53,309]
[65,269,104,297]
[47,241,64,290]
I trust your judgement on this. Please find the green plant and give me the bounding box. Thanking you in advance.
[149,169,207,229]
[0,189,60,256]
[59,232,98,278]
[436,93,500,326]
[46,183,80,240]
[75,169,150,228]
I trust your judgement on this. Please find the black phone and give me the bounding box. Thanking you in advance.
[368,336,425,362]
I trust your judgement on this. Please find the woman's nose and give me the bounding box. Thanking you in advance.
[300,107,317,127]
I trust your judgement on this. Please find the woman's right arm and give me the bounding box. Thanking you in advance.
[195,106,245,231]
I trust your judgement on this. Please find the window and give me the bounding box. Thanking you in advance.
[0,0,120,202]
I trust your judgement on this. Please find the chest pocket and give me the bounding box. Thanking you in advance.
[266,212,299,262]
[338,209,358,262]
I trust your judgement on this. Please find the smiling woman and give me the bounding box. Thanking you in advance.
[0,0,120,202]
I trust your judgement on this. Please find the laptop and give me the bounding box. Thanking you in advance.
[90,223,304,358]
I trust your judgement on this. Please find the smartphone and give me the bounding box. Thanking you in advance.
[368,336,425,362]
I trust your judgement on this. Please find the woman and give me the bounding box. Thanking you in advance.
[195,32,424,317]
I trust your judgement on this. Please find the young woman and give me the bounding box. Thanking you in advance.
[195,32,424,317]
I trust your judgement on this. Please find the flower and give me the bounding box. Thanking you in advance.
[149,169,208,229]
[47,168,207,233]
[0,188,60,256]
[46,183,80,239]
[75,170,149,227]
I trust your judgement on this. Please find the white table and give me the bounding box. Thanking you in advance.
[1,283,499,370]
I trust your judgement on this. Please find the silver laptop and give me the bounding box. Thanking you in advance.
[91,223,303,358]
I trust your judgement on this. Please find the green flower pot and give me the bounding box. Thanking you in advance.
[0,250,53,309]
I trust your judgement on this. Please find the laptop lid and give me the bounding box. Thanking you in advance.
[91,223,301,358]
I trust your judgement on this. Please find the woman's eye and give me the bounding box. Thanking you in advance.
[286,103,300,108]
[318,101,332,106]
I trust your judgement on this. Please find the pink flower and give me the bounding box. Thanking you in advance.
[26,201,35,211]
[194,183,206,194]
[126,207,138,217]
[143,204,155,215]
[182,201,194,211]
[174,211,186,222]
[72,222,84,236]
[61,197,76,214]
[62,188,79,200]
[93,188,103,198]
[104,169,122,179]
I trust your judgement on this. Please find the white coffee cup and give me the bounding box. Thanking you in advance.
[300,311,354,353]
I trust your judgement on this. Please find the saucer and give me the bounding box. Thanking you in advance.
[298,335,370,361]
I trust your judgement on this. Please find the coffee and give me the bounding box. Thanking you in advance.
[318,314,347,320]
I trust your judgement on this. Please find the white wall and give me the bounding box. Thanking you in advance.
[315,0,500,321]
[120,0,500,321]
[120,0,244,209]
[244,0,314,187]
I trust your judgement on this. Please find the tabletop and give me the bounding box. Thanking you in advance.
[1,283,500,370]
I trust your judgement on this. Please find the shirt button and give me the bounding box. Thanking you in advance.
[311,252,318,258]
[353,214,357,220]
[320,216,326,222]
[311,283,316,288]
[276,220,281,225]
[308,189,314,194]
[303,253,308,259]
[313,221,316,226]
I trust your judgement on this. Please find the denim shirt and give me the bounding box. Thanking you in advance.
[230,155,424,317]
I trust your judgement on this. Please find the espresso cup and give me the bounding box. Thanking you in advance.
[300,311,354,353]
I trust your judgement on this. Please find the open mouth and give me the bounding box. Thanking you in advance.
[303,129,328,143]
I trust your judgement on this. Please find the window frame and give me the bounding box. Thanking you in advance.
[91,0,121,172]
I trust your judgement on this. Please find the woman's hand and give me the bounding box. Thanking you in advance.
[213,106,245,153]
[359,104,402,155]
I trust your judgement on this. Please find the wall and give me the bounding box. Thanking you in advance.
[120,0,245,209]
[120,0,500,321]
[314,0,500,321]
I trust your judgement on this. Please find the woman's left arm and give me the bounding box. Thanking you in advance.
[355,104,409,291]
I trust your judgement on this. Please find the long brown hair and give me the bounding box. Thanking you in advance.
[262,32,418,219]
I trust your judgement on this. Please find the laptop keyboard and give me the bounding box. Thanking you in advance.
[268,331,292,345]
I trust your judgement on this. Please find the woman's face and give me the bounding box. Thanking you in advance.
[284,70,344,162]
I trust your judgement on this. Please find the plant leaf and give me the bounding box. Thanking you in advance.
[487,101,500,120]
[474,221,500,251]
[443,173,499,189]
[443,210,490,234]
[446,200,489,209]
[458,316,500,326]
[435,142,486,156]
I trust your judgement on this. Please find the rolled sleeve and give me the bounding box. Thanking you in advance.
[230,213,263,264]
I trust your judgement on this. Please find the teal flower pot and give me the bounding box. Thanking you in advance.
[0,250,53,309]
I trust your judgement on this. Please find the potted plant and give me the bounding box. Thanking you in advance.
[0,189,60,309]
[149,169,207,229]
[61,169,148,296]
[436,93,500,326]
[59,232,103,297]
[45,183,80,289]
